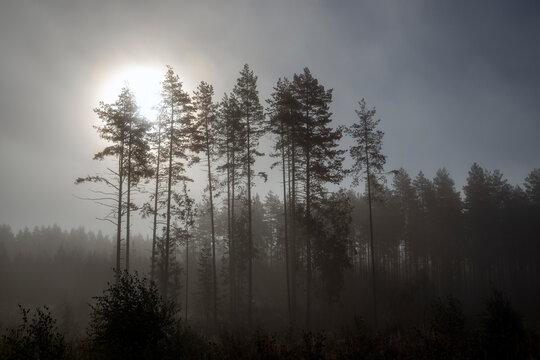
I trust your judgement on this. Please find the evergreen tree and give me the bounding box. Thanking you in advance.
[346,98,386,328]
[144,120,165,282]
[192,81,219,327]
[266,77,300,324]
[123,108,151,273]
[292,67,345,327]
[524,168,540,205]
[232,64,265,326]
[216,92,245,322]
[76,87,139,280]
[196,241,213,327]
[311,190,352,326]
[158,66,193,299]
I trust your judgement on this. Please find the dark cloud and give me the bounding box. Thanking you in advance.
[1,0,539,235]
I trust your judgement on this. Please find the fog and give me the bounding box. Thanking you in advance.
[1,0,540,358]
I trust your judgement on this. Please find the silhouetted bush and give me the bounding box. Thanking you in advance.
[481,289,526,359]
[164,323,211,360]
[1,305,66,360]
[338,317,374,359]
[87,271,178,359]
[421,295,470,359]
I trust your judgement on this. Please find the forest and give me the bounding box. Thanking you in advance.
[1,64,540,359]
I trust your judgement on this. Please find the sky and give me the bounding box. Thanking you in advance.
[1,0,539,237]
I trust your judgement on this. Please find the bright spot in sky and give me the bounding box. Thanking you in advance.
[100,65,163,121]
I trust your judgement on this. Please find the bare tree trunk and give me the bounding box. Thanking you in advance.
[364,121,377,329]
[290,139,297,327]
[230,143,237,321]
[247,113,253,328]
[185,232,189,320]
[164,105,174,299]
[280,120,291,325]
[151,127,161,282]
[226,138,234,321]
[305,148,312,328]
[126,129,132,273]
[116,128,125,282]
[205,117,218,329]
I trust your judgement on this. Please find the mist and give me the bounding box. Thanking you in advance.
[1,0,540,358]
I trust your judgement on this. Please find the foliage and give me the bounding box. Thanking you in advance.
[88,271,178,359]
[429,295,466,336]
[312,190,353,306]
[346,98,386,186]
[481,289,526,359]
[1,305,66,360]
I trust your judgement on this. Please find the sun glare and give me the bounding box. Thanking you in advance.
[100,65,163,121]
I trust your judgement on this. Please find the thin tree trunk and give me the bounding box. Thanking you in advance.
[226,136,234,321]
[247,112,253,328]
[280,119,291,324]
[290,138,297,327]
[185,232,189,320]
[126,128,132,273]
[164,104,174,299]
[364,121,377,329]
[205,117,218,328]
[304,108,312,329]
[305,148,311,328]
[230,141,237,320]
[151,127,161,282]
[116,127,125,282]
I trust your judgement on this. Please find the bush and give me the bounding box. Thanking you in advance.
[1,305,66,360]
[87,271,178,359]
[423,295,468,359]
[481,289,525,359]
[429,295,466,336]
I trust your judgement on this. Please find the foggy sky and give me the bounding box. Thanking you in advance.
[1,0,539,237]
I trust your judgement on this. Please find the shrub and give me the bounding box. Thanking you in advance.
[481,289,525,359]
[429,295,466,336]
[1,305,66,360]
[87,271,178,359]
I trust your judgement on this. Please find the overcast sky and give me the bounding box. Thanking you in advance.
[1,0,539,237]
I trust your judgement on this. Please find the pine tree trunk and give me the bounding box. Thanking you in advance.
[185,232,189,320]
[364,120,377,328]
[247,112,253,328]
[226,137,234,321]
[290,138,297,327]
[116,127,125,282]
[151,127,161,282]
[126,129,132,273]
[164,105,174,299]
[205,117,218,329]
[280,120,291,325]
[305,148,312,328]
[230,141,237,321]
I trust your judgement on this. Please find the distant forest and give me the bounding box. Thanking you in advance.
[1,64,540,337]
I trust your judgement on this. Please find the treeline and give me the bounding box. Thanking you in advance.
[76,63,540,330]
[2,271,537,359]
[5,63,538,333]
[2,162,540,332]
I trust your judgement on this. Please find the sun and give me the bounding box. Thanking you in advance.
[100,65,163,121]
